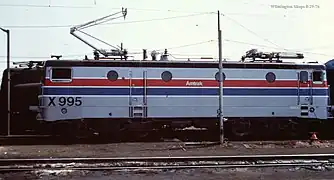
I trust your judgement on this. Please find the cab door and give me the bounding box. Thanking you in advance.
[297,71,312,105]
[128,69,148,118]
[311,70,326,104]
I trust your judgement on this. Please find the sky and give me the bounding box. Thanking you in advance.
[0,0,333,79]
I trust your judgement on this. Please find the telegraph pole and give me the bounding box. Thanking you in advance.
[217,11,224,144]
[0,27,10,136]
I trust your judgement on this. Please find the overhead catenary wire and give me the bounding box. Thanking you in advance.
[0,12,292,31]
[0,1,270,11]
[218,13,334,57]
[0,11,292,55]
[0,0,274,9]
[220,13,288,51]
[2,12,211,29]
[0,3,291,19]
[0,7,323,54]
[128,8,284,17]
[156,40,216,51]
[0,5,289,29]
[0,3,276,17]
[295,44,334,51]
[0,3,208,13]
[0,3,93,9]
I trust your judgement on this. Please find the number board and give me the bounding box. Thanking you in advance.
[48,97,82,107]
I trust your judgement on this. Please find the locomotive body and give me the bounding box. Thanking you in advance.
[0,63,44,135]
[37,59,329,126]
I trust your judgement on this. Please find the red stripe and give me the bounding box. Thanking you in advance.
[44,79,327,87]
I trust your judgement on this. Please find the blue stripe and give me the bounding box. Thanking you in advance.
[42,87,328,96]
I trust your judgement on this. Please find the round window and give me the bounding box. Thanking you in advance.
[107,70,118,81]
[215,72,226,82]
[265,72,276,83]
[161,71,172,82]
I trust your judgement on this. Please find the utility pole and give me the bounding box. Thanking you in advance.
[217,11,224,144]
[0,27,10,136]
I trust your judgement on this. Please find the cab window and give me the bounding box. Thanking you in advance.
[50,68,72,82]
[312,71,323,83]
[299,71,308,83]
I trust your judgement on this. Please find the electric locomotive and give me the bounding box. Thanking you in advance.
[33,49,329,137]
[0,61,44,135]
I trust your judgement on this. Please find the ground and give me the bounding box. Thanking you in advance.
[1,167,334,180]
[1,141,334,179]
[0,140,334,158]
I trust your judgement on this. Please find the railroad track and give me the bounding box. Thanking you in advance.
[0,154,333,172]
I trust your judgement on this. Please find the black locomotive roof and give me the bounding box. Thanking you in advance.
[325,59,334,70]
[44,59,326,70]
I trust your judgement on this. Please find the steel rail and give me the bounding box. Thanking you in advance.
[0,162,330,172]
[0,154,334,166]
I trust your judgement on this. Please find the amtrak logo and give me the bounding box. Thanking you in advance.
[186,81,203,86]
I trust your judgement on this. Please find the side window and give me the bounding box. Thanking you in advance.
[265,72,276,83]
[107,70,119,81]
[161,71,172,82]
[312,71,323,83]
[299,71,308,83]
[50,68,72,82]
[215,72,226,82]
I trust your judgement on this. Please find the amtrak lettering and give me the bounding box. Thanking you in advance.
[186,81,203,86]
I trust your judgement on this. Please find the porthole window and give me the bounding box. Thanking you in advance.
[265,72,276,83]
[215,72,226,82]
[107,70,118,81]
[161,71,172,82]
